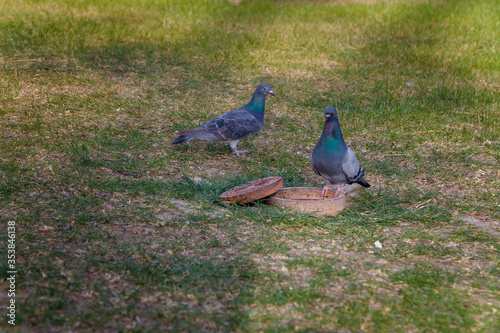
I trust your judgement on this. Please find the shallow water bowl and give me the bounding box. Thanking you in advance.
[267,187,345,216]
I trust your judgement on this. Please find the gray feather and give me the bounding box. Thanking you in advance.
[311,107,370,188]
[171,83,274,155]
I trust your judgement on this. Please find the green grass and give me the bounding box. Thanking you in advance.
[1,0,499,331]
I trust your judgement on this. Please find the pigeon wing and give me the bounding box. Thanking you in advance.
[312,161,322,177]
[341,148,365,184]
[311,153,323,177]
[203,111,261,141]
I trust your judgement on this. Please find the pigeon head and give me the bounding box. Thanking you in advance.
[256,83,275,97]
[322,107,343,139]
[324,107,338,122]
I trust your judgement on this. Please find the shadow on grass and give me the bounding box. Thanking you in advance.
[1,1,498,330]
[0,0,283,86]
[12,227,256,330]
[2,0,497,128]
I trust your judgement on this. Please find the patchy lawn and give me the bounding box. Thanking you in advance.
[0,0,499,331]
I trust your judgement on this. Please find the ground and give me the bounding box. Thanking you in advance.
[0,0,499,332]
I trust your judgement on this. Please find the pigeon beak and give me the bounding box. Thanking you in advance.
[269,90,275,97]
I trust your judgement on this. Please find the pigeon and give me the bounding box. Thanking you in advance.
[311,107,370,198]
[171,83,275,156]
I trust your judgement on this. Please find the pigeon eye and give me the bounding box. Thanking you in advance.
[263,87,267,91]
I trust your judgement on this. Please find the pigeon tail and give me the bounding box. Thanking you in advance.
[171,135,193,145]
[357,178,371,188]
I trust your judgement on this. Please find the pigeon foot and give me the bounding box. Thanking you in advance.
[232,149,249,157]
[321,183,334,198]
[333,185,344,198]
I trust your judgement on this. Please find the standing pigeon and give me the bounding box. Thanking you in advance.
[171,83,275,156]
[311,107,370,198]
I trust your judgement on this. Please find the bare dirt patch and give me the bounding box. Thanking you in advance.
[458,215,500,237]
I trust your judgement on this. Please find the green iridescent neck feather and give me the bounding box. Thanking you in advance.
[317,119,346,154]
[246,93,266,121]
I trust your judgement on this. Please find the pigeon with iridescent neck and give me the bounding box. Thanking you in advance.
[171,83,275,156]
[311,107,370,198]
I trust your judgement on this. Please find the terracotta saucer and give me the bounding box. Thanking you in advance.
[219,176,283,204]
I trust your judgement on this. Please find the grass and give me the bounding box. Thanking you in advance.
[1,0,499,331]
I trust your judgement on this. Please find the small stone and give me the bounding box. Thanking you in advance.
[192,176,206,184]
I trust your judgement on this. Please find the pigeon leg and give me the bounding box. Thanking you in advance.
[230,141,248,157]
[333,184,344,198]
[321,182,334,198]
